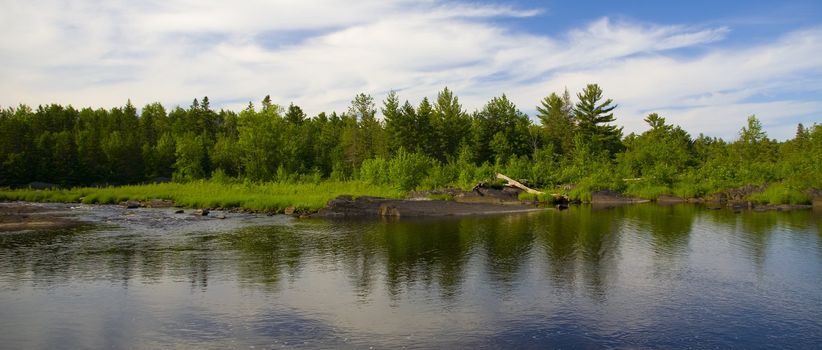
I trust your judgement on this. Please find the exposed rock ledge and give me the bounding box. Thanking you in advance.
[313,196,545,218]
[590,190,650,204]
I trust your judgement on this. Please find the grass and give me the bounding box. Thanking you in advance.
[746,183,811,205]
[426,193,455,201]
[0,180,405,212]
[517,192,560,203]
[624,182,671,200]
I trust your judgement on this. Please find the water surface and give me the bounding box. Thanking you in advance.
[1,204,821,348]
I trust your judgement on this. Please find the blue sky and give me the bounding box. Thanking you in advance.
[1,0,820,139]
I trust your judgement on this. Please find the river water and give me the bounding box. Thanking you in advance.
[1,204,821,349]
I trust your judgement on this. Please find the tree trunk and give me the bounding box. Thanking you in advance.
[496,173,543,194]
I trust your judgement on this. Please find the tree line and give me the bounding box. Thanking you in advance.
[1,84,820,198]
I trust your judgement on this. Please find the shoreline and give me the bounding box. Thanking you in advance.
[2,194,818,233]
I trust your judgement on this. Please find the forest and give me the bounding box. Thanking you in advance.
[1,84,820,204]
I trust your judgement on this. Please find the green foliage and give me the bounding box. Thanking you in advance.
[536,89,575,156]
[472,94,531,164]
[427,193,455,201]
[0,181,404,212]
[747,183,811,205]
[618,113,693,186]
[359,157,390,185]
[574,84,623,157]
[388,148,432,191]
[0,86,819,207]
[418,161,457,190]
[360,148,431,191]
[517,192,557,203]
[624,181,671,200]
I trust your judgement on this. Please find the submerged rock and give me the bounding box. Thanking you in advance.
[122,201,141,209]
[591,190,649,204]
[657,195,686,203]
[146,199,174,208]
[314,195,543,218]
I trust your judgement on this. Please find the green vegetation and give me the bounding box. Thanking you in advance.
[746,183,811,205]
[426,193,455,201]
[1,84,820,207]
[0,181,403,212]
[517,192,557,203]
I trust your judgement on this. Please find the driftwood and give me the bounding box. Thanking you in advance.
[496,173,543,195]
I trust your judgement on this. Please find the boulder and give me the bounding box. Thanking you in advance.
[314,195,542,218]
[591,190,648,204]
[147,199,174,208]
[193,209,209,216]
[657,195,686,203]
[122,201,141,209]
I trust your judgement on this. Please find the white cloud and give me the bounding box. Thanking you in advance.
[0,1,820,140]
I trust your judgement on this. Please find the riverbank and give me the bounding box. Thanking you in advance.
[1,181,819,219]
[0,181,404,213]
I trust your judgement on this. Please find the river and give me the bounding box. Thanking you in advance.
[1,204,821,348]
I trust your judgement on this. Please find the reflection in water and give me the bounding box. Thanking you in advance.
[0,205,821,348]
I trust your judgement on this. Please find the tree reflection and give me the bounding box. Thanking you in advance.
[2,205,818,307]
[222,226,306,291]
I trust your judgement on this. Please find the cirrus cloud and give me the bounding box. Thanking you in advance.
[0,0,820,140]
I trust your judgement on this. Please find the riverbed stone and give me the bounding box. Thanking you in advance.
[591,190,648,204]
[122,201,141,209]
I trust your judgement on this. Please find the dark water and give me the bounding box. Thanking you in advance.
[1,204,821,349]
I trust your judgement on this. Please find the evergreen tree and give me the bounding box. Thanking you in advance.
[574,84,623,156]
[285,103,306,125]
[432,87,470,161]
[537,88,575,156]
[472,94,531,163]
[348,93,386,160]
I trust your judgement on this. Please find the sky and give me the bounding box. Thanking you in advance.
[1,0,821,140]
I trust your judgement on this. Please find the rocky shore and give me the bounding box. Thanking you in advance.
[2,184,819,231]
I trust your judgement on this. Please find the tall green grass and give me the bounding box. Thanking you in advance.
[0,181,404,212]
[746,183,811,205]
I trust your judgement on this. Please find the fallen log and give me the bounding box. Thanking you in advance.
[496,173,543,195]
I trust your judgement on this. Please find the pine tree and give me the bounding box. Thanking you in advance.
[536,88,575,156]
[573,84,623,156]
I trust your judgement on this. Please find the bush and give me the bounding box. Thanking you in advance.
[747,183,811,205]
[360,157,390,185]
[624,181,670,199]
[387,148,431,191]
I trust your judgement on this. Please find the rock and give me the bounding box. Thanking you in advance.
[314,195,543,218]
[122,201,141,209]
[455,187,521,205]
[723,185,766,201]
[284,206,296,215]
[809,189,822,211]
[657,195,685,203]
[147,199,174,208]
[727,201,751,210]
[193,209,209,216]
[591,190,649,204]
[174,209,185,214]
[378,204,401,217]
[215,214,226,219]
